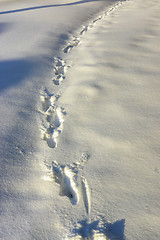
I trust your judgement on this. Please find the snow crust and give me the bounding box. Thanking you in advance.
[0,0,160,239]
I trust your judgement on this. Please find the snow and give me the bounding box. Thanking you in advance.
[0,0,160,239]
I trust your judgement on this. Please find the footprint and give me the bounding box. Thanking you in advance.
[41,88,57,112]
[72,36,80,47]
[80,25,90,35]
[40,86,66,148]
[63,44,74,53]
[52,74,64,85]
[41,106,66,148]
[63,37,80,53]
[43,153,90,204]
[45,132,58,148]
[54,57,65,67]
[52,161,79,205]
[54,64,68,76]
[92,16,102,24]
[46,106,65,129]
[53,57,70,85]
[41,123,60,148]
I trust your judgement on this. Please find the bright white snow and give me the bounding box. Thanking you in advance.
[0,0,160,239]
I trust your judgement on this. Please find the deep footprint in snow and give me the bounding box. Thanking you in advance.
[53,74,65,85]
[41,106,66,148]
[52,57,70,85]
[63,37,80,53]
[80,25,91,35]
[42,129,59,148]
[40,87,66,148]
[54,63,68,75]
[46,106,65,128]
[52,161,79,205]
[41,88,57,112]
[44,153,90,205]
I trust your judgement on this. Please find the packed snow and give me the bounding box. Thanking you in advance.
[0,0,160,239]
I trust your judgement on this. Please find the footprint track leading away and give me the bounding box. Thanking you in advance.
[39,1,128,232]
[78,1,126,37]
[42,0,128,148]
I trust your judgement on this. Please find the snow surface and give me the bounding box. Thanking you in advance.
[0,0,160,239]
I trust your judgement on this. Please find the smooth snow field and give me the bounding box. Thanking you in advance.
[0,0,160,239]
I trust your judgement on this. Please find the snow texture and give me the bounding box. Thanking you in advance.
[0,0,160,239]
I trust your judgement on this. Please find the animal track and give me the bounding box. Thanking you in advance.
[53,74,64,85]
[40,88,66,148]
[52,1,126,88]
[46,106,65,128]
[44,153,90,205]
[63,37,80,53]
[52,161,79,205]
[52,57,69,85]
[39,1,128,233]
[40,0,128,199]
[40,88,57,112]
[80,25,91,35]
[41,106,66,148]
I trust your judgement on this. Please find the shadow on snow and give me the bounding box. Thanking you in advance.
[71,218,126,239]
[0,0,111,15]
[0,22,12,35]
[0,58,36,92]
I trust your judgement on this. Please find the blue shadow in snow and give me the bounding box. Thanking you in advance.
[71,218,126,239]
[108,219,126,240]
[0,22,11,35]
[0,59,35,92]
[0,0,109,15]
[0,31,71,93]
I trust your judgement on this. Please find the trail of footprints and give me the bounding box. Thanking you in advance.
[40,1,128,238]
[40,0,127,150]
